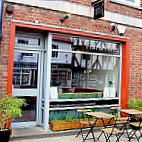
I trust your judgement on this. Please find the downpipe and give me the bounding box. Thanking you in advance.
[0,0,4,44]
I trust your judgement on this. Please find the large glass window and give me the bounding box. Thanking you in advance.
[50,35,121,99]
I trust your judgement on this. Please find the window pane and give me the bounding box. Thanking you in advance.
[51,52,119,98]
[15,37,40,46]
[52,35,120,55]
[13,97,36,122]
[13,52,38,88]
[51,35,120,99]
[126,0,135,2]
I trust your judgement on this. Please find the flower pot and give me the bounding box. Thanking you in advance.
[0,129,11,142]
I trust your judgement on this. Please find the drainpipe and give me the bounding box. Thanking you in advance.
[0,0,4,44]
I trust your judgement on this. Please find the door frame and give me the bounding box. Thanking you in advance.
[12,33,44,128]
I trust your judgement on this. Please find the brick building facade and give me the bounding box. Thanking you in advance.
[0,0,142,129]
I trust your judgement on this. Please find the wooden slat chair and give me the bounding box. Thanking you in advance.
[101,117,123,142]
[110,104,130,136]
[111,105,129,124]
[76,107,96,141]
[127,115,142,142]
[110,104,121,116]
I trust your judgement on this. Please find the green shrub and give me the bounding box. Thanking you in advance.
[52,117,58,123]
[65,115,72,122]
[72,118,78,122]
[128,98,142,111]
[0,94,26,130]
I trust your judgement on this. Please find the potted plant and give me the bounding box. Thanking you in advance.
[128,98,142,111]
[0,94,26,142]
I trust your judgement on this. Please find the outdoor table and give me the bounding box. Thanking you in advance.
[120,109,142,119]
[120,109,142,139]
[83,112,116,142]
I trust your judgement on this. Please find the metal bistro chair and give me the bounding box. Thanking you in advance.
[127,115,142,142]
[101,117,123,142]
[76,107,96,141]
[110,104,129,133]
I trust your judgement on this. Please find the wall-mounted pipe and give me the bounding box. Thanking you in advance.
[0,0,4,41]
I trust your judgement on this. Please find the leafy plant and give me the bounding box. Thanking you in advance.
[65,115,72,122]
[73,118,78,122]
[113,113,118,117]
[52,117,58,123]
[128,98,142,111]
[0,94,26,130]
[83,113,88,121]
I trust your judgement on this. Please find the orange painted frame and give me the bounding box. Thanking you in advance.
[7,21,129,127]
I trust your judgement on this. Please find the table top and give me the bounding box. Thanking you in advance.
[86,112,116,119]
[120,109,142,115]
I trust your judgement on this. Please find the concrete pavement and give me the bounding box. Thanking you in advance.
[10,127,139,142]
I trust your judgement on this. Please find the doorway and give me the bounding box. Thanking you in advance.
[12,34,44,128]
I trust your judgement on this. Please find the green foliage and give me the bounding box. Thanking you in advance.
[83,113,88,121]
[113,113,118,117]
[91,109,97,112]
[128,98,142,111]
[73,118,78,122]
[65,115,72,122]
[83,109,97,121]
[52,117,58,123]
[0,94,26,130]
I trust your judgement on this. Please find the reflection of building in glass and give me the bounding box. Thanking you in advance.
[51,36,119,93]
[13,52,38,88]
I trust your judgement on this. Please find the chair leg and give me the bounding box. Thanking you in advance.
[103,132,110,142]
[97,131,103,140]
[124,125,132,139]
[76,130,81,138]
[116,134,122,142]
[90,128,96,142]
[134,132,140,142]
[128,130,139,142]
[76,124,85,140]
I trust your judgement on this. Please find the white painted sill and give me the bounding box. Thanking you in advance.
[109,0,142,10]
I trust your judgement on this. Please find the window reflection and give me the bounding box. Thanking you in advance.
[13,97,36,122]
[51,35,120,98]
[13,52,38,88]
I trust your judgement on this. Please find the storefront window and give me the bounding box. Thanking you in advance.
[50,35,121,99]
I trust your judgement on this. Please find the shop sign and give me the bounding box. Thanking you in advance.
[93,0,104,20]
[72,38,118,54]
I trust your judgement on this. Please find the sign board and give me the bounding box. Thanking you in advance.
[103,87,116,98]
[93,0,104,20]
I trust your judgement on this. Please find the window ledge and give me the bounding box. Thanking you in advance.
[109,0,142,10]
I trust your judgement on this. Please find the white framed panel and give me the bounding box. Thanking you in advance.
[110,0,140,7]
[12,33,45,128]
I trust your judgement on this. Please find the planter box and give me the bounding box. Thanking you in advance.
[50,121,80,131]
[50,119,114,131]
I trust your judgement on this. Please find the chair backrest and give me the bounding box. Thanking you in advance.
[135,114,142,123]
[110,104,121,116]
[110,104,121,110]
[77,107,92,121]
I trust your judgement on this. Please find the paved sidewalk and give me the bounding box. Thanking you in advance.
[10,127,139,142]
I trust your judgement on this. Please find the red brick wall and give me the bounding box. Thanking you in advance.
[66,0,142,18]
[0,2,142,100]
